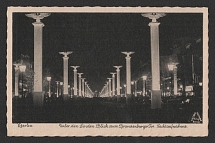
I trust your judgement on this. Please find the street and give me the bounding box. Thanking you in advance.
[12,94,202,123]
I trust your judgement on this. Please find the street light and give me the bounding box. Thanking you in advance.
[47,76,51,98]
[134,80,137,97]
[142,75,147,97]
[13,63,21,98]
[19,65,26,98]
[131,81,134,96]
[168,63,174,95]
[56,81,59,98]
[60,82,63,96]
[71,87,74,98]
[68,85,70,97]
[124,84,126,97]
[119,87,122,96]
[168,63,174,71]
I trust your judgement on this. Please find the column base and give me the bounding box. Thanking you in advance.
[13,96,19,100]
[72,95,78,98]
[33,91,45,108]
[126,94,132,104]
[112,95,117,102]
[63,94,69,101]
[151,90,162,109]
[117,95,121,102]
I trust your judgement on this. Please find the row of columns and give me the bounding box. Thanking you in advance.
[15,12,166,109]
[100,13,166,108]
[100,51,134,104]
[59,54,93,98]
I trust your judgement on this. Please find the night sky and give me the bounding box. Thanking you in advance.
[12,13,202,92]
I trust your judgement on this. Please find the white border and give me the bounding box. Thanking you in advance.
[7,7,208,137]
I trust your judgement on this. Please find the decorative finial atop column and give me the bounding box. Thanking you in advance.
[113,66,122,70]
[13,63,21,68]
[110,72,116,76]
[141,13,166,22]
[71,66,80,70]
[121,52,135,57]
[26,13,51,23]
[78,73,83,76]
[59,51,73,57]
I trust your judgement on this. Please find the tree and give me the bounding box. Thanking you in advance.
[14,55,34,93]
[171,37,202,96]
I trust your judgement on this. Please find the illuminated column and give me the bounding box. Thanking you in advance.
[142,76,147,97]
[78,73,83,97]
[173,65,178,95]
[103,86,105,97]
[13,64,21,97]
[85,82,87,97]
[87,85,90,97]
[85,83,88,97]
[59,52,72,101]
[59,82,63,96]
[106,81,109,97]
[68,85,71,97]
[104,83,107,97]
[110,72,116,96]
[134,80,137,97]
[102,85,105,97]
[71,66,79,97]
[122,52,134,104]
[107,78,112,97]
[101,86,105,97]
[114,66,122,102]
[47,77,51,98]
[56,81,59,98]
[26,13,50,107]
[104,84,107,97]
[106,84,108,97]
[82,78,85,97]
[142,13,166,109]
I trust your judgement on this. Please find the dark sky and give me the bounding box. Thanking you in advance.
[12,13,202,92]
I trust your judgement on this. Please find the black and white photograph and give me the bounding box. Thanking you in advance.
[7,7,208,136]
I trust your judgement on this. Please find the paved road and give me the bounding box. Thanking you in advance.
[12,95,202,123]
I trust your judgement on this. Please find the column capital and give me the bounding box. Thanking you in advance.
[71,66,80,70]
[77,73,83,77]
[121,52,135,57]
[59,51,73,57]
[141,13,166,22]
[114,66,122,70]
[110,72,116,76]
[107,78,112,81]
[13,63,21,68]
[32,22,44,27]
[26,13,51,23]
[148,22,160,27]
